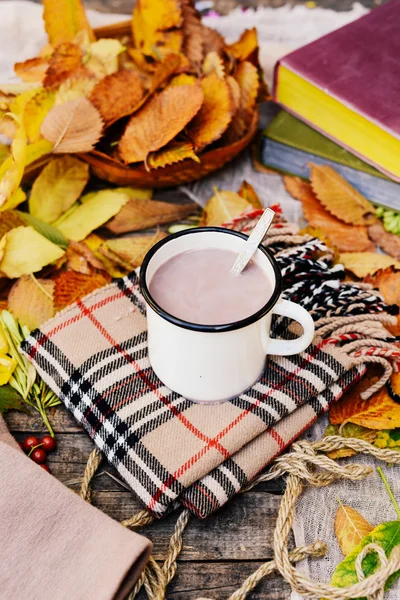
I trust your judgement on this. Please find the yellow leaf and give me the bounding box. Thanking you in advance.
[335,505,374,556]
[119,83,203,163]
[227,28,258,61]
[40,97,103,153]
[0,354,17,385]
[23,88,56,143]
[169,74,197,87]
[237,180,262,208]
[202,52,225,78]
[83,233,127,278]
[4,188,26,211]
[0,326,8,354]
[203,188,253,227]
[187,72,234,151]
[310,164,375,225]
[57,189,131,241]
[148,141,199,169]
[0,226,65,278]
[0,114,27,209]
[25,139,54,166]
[9,89,38,117]
[339,252,400,279]
[8,275,55,330]
[85,39,125,79]
[0,83,41,96]
[103,231,167,268]
[0,144,9,167]
[29,156,90,223]
[132,0,182,56]
[43,0,95,46]
[55,74,97,105]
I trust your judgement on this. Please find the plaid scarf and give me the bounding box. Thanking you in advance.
[21,216,396,518]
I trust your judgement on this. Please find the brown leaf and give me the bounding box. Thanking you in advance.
[118,83,203,163]
[203,188,253,227]
[148,141,199,169]
[227,28,259,62]
[310,164,375,225]
[187,72,234,151]
[43,0,95,46]
[105,199,198,234]
[284,176,375,253]
[368,222,400,260]
[66,241,108,275]
[335,505,374,556]
[201,25,225,56]
[8,275,54,330]
[226,75,241,111]
[132,0,182,56]
[0,211,25,240]
[364,266,400,305]
[53,270,110,312]
[237,180,262,208]
[102,231,167,269]
[339,252,400,279]
[223,61,259,144]
[41,97,104,153]
[14,57,49,83]
[202,52,225,78]
[90,70,144,126]
[330,372,400,430]
[43,43,83,89]
[181,0,204,68]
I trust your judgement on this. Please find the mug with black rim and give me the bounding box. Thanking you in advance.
[140,227,315,404]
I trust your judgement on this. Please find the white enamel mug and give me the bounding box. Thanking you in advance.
[140,227,315,404]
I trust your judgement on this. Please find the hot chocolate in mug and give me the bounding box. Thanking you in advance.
[140,227,315,404]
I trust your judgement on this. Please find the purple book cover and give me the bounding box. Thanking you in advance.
[274,0,400,139]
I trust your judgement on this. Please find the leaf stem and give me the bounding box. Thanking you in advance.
[30,273,53,300]
[377,466,400,520]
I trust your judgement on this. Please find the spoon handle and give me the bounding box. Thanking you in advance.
[230,208,275,276]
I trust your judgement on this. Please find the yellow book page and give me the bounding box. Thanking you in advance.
[275,65,400,180]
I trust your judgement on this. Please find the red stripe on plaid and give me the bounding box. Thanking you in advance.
[76,300,231,460]
[267,426,285,451]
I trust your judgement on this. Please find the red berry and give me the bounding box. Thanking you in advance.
[40,435,56,453]
[23,435,39,453]
[40,464,51,473]
[31,448,47,464]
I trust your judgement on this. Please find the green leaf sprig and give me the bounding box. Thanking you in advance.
[376,206,400,235]
[0,310,60,436]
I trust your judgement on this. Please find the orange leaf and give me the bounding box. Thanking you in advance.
[14,57,49,83]
[310,164,375,225]
[284,176,375,253]
[368,221,400,260]
[237,180,262,209]
[227,28,258,62]
[43,43,83,89]
[335,505,374,556]
[53,270,110,312]
[226,75,241,111]
[181,0,204,68]
[364,266,400,305]
[43,0,95,46]
[105,199,198,234]
[148,141,199,169]
[118,83,203,163]
[187,72,234,151]
[223,61,259,144]
[90,70,144,126]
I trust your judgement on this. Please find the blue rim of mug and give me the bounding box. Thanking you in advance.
[139,227,283,333]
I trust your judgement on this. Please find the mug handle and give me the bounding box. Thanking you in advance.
[264,299,315,356]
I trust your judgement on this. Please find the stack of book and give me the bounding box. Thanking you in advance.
[262,0,400,211]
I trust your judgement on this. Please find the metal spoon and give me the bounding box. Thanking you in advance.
[230,208,275,276]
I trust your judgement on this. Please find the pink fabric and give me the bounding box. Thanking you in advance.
[0,416,151,600]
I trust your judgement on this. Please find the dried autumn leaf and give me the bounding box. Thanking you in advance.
[223,61,259,143]
[368,222,400,260]
[85,39,125,79]
[14,56,49,83]
[8,275,54,330]
[187,72,234,151]
[284,176,375,253]
[227,28,258,62]
[43,43,83,89]
[238,180,262,209]
[23,88,56,143]
[106,199,198,234]
[364,266,400,306]
[169,74,197,87]
[0,113,27,210]
[310,164,375,225]
[90,70,144,126]
[29,156,90,223]
[57,189,131,241]
[339,252,400,279]
[66,240,107,275]
[181,0,204,68]
[0,211,25,240]
[55,72,97,105]
[148,141,199,169]
[201,25,225,56]
[203,188,253,227]
[40,97,103,153]
[203,52,225,78]
[53,270,110,312]
[102,231,167,268]
[335,505,374,556]
[226,75,241,111]
[0,226,65,278]
[132,0,182,56]
[84,233,127,278]
[118,83,203,163]
[144,53,182,95]
[43,0,95,46]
